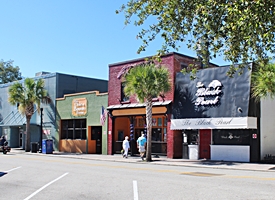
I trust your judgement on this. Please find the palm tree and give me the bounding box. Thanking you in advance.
[123,62,171,161]
[8,78,50,152]
[251,62,275,101]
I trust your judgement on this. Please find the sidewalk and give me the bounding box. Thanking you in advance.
[10,148,275,172]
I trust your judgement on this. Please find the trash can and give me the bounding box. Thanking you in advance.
[42,139,53,154]
[31,142,38,153]
[188,144,199,160]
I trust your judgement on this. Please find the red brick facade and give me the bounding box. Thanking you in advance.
[107,52,216,158]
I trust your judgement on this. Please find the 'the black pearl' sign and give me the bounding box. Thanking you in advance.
[195,80,222,106]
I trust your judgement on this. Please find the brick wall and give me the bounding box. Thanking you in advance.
[108,52,217,157]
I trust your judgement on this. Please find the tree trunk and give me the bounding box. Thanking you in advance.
[145,98,153,162]
[25,117,31,152]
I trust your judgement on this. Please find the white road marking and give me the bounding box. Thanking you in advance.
[5,166,22,172]
[133,180,139,200]
[23,172,69,200]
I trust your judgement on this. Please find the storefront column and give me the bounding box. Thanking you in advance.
[173,130,183,158]
[107,115,113,155]
[167,117,174,158]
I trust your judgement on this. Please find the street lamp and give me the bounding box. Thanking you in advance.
[39,107,43,153]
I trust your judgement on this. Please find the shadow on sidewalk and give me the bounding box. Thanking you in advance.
[198,160,237,166]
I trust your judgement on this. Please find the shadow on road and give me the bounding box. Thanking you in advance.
[0,172,7,177]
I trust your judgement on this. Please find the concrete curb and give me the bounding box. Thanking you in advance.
[10,148,275,172]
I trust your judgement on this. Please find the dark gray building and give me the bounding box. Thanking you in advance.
[171,64,261,162]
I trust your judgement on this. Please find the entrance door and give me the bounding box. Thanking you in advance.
[199,129,211,159]
[92,126,102,154]
[19,129,23,148]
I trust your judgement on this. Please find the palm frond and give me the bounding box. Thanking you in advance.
[124,62,171,103]
[251,62,275,102]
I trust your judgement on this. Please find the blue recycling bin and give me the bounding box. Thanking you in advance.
[42,139,53,154]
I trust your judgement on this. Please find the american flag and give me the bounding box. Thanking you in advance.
[100,106,108,126]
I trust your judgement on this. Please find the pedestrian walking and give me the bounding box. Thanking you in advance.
[122,136,130,158]
[137,133,147,160]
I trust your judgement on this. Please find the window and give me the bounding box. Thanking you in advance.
[213,129,250,145]
[152,128,162,141]
[184,130,199,144]
[61,119,86,140]
[138,118,145,127]
[135,116,167,142]
[121,83,129,102]
[157,118,162,126]
[152,118,157,126]
[180,63,188,70]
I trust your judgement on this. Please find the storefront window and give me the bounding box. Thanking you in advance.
[213,129,250,145]
[118,130,124,141]
[157,118,162,126]
[138,118,145,127]
[61,119,87,140]
[152,118,157,126]
[152,128,162,141]
[163,128,167,142]
[134,116,167,142]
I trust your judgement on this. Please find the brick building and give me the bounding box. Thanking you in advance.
[107,52,217,158]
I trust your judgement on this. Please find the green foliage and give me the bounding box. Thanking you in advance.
[8,78,50,152]
[8,78,48,115]
[251,62,275,101]
[117,0,275,76]
[123,63,171,102]
[0,60,22,84]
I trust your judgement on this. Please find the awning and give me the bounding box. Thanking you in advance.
[0,110,26,126]
[170,117,257,130]
[107,100,172,110]
[107,100,172,116]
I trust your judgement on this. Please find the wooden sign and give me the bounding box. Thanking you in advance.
[72,98,87,116]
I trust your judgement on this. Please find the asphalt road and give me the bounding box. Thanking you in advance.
[1,153,275,200]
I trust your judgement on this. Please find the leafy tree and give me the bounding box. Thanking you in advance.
[117,0,275,76]
[8,78,51,152]
[123,63,171,161]
[251,62,275,101]
[0,60,22,84]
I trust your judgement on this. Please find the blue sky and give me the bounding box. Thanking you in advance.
[0,0,230,80]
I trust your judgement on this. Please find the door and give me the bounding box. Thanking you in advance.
[92,126,102,154]
[19,129,23,148]
[199,129,211,159]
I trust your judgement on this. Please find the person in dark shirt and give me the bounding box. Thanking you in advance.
[0,135,6,146]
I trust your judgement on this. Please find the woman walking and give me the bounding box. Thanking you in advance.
[122,136,130,158]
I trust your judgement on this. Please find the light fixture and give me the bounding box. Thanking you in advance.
[237,107,243,113]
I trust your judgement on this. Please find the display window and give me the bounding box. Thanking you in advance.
[134,116,167,142]
[213,129,250,145]
[61,119,87,140]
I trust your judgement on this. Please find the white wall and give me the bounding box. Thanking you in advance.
[260,97,275,159]
[211,145,250,162]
